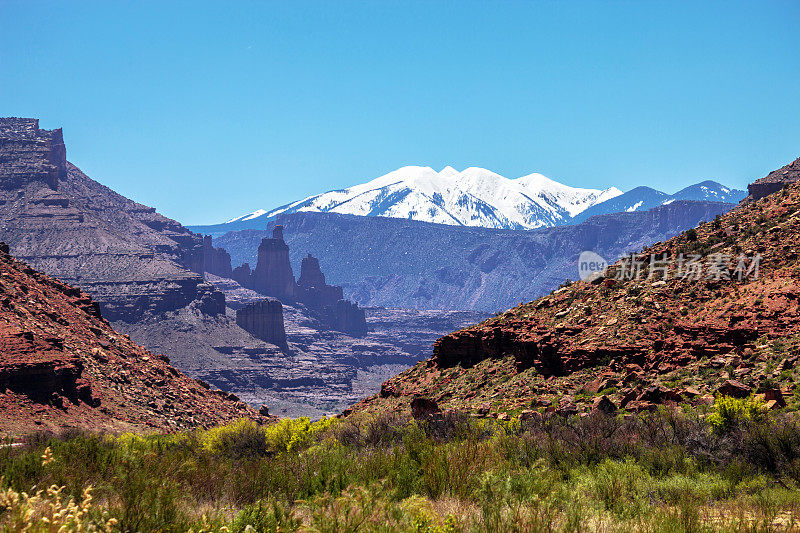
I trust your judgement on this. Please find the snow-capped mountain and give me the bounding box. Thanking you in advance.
[223,166,623,231]
[570,180,746,224]
[190,168,746,238]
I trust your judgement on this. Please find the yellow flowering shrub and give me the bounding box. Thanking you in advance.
[707,394,767,432]
[200,417,339,455]
[264,416,338,452]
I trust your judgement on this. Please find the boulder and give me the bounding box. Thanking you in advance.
[625,400,657,412]
[411,397,440,419]
[519,409,542,421]
[679,386,701,398]
[591,395,618,415]
[619,388,638,408]
[716,379,751,398]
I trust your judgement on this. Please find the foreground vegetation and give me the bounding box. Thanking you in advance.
[2,398,800,532]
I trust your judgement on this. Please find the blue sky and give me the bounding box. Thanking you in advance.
[2,1,799,225]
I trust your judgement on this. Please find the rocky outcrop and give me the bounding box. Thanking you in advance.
[0,243,265,434]
[201,235,233,278]
[296,253,348,310]
[235,299,288,351]
[298,253,326,288]
[251,226,296,299]
[320,299,368,337]
[232,262,253,289]
[0,117,227,322]
[347,155,800,418]
[0,118,66,191]
[237,229,368,336]
[747,156,800,201]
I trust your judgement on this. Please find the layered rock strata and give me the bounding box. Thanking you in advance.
[235,299,288,351]
[0,117,228,322]
[235,226,368,336]
[0,243,264,434]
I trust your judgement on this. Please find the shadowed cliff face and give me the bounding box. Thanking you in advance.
[251,226,296,299]
[0,243,264,434]
[236,298,288,351]
[298,254,326,288]
[747,156,800,201]
[216,201,737,313]
[0,117,229,322]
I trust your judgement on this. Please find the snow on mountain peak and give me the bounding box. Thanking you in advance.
[227,165,627,231]
[438,166,459,177]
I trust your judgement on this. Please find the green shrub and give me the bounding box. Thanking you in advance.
[231,499,301,532]
[200,419,269,458]
[200,417,338,457]
[264,417,338,453]
[577,458,652,518]
[706,395,767,433]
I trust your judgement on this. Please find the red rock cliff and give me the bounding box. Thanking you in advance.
[235,298,288,351]
[0,242,265,434]
[251,226,296,299]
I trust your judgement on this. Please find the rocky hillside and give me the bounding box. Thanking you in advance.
[0,243,263,435]
[0,117,228,322]
[217,200,736,312]
[0,117,488,418]
[350,157,800,418]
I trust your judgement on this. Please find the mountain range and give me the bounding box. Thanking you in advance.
[215,201,736,313]
[570,180,746,224]
[0,117,488,417]
[190,166,745,237]
[351,156,800,420]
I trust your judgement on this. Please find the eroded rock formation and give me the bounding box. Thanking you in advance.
[0,243,265,434]
[235,299,288,351]
[0,118,66,190]
[232,262,253,289]
[298,253,326,288]
[202,235,233,278]
[251,226,296,299]
[0,117,227,322]
[321,299,367,337]
[235,228,368,336]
